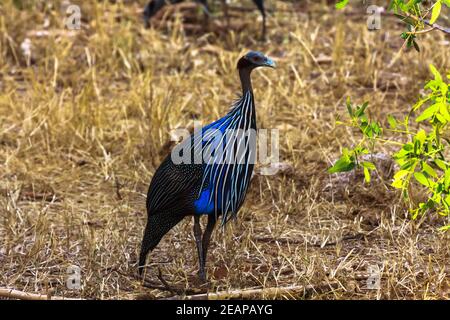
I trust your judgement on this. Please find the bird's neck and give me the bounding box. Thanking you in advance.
[239,68,253,94]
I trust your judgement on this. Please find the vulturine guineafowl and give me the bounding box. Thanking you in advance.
[143,0,209,29]
[138,51,276,281]
[143,0,267,40]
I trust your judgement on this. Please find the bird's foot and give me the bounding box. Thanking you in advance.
[196,277,212,290]
[198,271,207,283]
[197,270,212,287]
[259,33,267,43]
[155,268,186,295]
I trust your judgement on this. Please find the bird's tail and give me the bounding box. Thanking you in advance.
[138,213,185,275]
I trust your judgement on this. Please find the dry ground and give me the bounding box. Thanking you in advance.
[0,0,449,299]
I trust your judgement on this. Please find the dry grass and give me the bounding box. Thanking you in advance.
[0,0,449,300]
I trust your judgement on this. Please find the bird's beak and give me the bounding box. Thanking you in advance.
[264,57,276,69]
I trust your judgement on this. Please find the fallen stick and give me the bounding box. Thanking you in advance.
[159,272,377,300]
[254,233,365,247]
[161,281,342,300]
[142,280,206,296]
[0,288,81,300]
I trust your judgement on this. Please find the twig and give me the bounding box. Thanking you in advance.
[160,281,342,300]
[254,233,365,247]
[399,12,450,35]
[0,287,81,300]
[406,27,436,35]
[159,273,376,300]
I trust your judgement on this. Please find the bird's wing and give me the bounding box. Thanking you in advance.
[146,142,203,214]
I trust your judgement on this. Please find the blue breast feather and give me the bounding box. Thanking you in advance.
[192,92,255,222]
[193,116,231,215]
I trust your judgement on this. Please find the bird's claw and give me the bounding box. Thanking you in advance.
[198,273,206,282]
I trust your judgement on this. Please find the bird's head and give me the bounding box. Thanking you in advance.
[237,51,276,71]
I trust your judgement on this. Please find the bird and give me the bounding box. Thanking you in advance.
[143,0,267,40]
[143,0,209,29]
[138,51,276,281]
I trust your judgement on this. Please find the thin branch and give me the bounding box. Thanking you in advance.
[254,233,365,247]
[0,288,81,300]
[407,27,436,35]
[400,12,450,35]
[160,281,343,300]
[422,18,450,34]
[158,273,382,300]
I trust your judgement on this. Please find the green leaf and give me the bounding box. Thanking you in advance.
[361,161,376,170]
[435,159,447,171]
[415,129,427,145]
[392,169,410,188]
[429,64,442,82]
[355,102,369,118]
[414,172,430,187]
[416,104,439,122]
[411,208,420,220]
[439,82,448,96]
[371,122,382,136]
[445,169,450,188]
[439,102,450,121]
[438,225,450,231]
[346,97,353,116]
[364,167,371,183]
[394,170,410,180]
[412,40,420,53]
[400,159,417,170]
[328,157,355,173]
[413,97,429,112]
[430,0,442,24]
[414,140,420,155]
[387,114,397,129]
[422,162,437,178]
[335,0,349,9]
[402,143,413,151]
[444,194,450,207]
[436,113,447,124]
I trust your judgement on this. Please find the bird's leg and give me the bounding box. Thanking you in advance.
[193,215,206,282]
[252,0,266,41]
[198,0,210,30]
[199,0,211,17]
[261,13,266,41]
[201,215,216,274]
